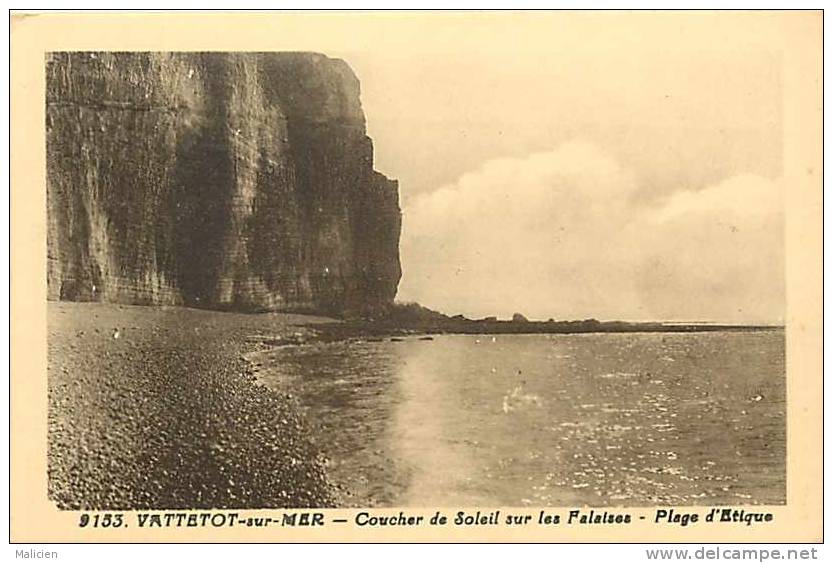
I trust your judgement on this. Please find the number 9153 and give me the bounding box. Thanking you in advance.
[78,513,125,528]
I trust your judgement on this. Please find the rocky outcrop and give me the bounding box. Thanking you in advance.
[46,52,401,316]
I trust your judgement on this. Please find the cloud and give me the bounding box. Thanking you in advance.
[398,141,783,324]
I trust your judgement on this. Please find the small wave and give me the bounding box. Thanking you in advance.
[598,372,639,379]
[601,406,642,414]
[559,421,584,428]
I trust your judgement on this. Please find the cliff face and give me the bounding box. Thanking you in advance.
[46,52,401,316]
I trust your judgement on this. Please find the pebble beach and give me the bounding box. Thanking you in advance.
[47,301,338,510]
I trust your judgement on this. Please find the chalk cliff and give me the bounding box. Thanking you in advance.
[46,52,401,316]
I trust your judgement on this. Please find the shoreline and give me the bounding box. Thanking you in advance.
[46,300,785,510]
[286,318,783,347]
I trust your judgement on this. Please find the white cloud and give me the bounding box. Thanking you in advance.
[398,141,783,324]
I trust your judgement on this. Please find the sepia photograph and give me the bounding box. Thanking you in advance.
[10,9,822,544]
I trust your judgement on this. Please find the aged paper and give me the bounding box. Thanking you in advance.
[10,11,822,543]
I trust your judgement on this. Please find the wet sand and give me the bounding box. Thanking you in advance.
[48,301,339,510]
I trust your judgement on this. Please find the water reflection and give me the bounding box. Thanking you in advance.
[255,332,785,507]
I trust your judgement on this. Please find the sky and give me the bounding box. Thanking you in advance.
[327,12,797,324]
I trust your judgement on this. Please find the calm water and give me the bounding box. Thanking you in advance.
[255,331,785,507]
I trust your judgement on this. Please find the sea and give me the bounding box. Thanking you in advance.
[254,330,785,507]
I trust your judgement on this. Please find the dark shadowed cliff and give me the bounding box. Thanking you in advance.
[46,52,401,316]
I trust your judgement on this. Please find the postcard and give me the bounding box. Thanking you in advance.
[9,10,823,543]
